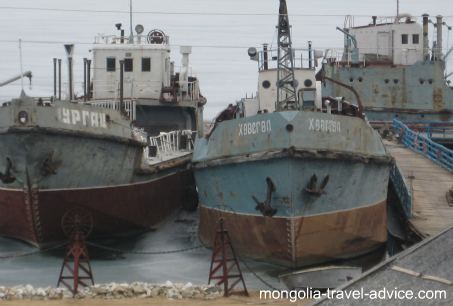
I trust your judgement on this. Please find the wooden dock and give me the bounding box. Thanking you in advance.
[385,140,453,238]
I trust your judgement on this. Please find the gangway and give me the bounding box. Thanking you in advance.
[388,119,453,238]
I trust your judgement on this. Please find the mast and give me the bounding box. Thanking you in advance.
[276,0,299,111]
[129,0,134,44]
[397,0,400,18]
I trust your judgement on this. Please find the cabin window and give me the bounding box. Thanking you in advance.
[412,34,420,44]
[401,34,409,44]
[142,58,151,72]
[124,58,133,72]
[106,58,116,72]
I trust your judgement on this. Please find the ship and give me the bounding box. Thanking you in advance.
[319,14,453,125]
[0,23,205,247]
[192,0,392,268]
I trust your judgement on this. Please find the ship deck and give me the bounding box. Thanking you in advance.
[384,140,453,237]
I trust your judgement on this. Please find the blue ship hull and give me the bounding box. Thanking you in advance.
[193,111,391,267]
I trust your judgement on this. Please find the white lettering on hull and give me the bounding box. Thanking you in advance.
[238,120,272,137]
[308,118,341,133]
[58,108,107,129]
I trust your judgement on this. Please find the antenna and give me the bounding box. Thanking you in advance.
[129,0,133,43]
[19,39,24,92]
[397,0,400,18]
[276,0,299,111]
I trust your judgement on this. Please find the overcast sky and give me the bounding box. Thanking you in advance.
[1,0,452,118]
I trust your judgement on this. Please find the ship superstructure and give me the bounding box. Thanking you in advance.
[319,14,453,123]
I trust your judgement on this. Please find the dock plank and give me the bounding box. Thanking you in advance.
[384,140,453,238]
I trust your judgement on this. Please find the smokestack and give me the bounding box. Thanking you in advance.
[263,43,269,70]
[423,14,430,61]
[87,60,91,99]
[58,59,62,100]
[64,44,74,101]
[179,46,192,93]
[53,58,57,98]
[436,15,443,60]
[83,58,87,101]
[372,16,377,25]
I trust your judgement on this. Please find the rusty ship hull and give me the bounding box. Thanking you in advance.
[193,111,391,268]
[0,96,195,247]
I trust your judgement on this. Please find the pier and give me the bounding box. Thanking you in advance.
[387,120,453,238]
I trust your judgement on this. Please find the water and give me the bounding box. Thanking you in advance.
[0,0,452,119]
[0,209,285,289]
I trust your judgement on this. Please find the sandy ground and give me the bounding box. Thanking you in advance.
[0,292,312,306]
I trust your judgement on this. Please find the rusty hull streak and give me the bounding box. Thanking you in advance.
[199,200,387,268]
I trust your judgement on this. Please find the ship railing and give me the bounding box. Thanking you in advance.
[147,130,196,161]
[393,119,453,172]
[94,34,170,46]
[257,48,320,71]
[87,100,136,121]
[179,80,201,101]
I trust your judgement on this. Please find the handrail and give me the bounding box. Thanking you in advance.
[389,162,412,219]
[148,130,196,161]
[393,119,453,172]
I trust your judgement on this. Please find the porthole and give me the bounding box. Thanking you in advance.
[349,78,354,83]
[304,79,313,87]
[419,79,425,85]
[384,79,390,84]
[393,79,399,84]
[358,77,363,82]
[262,80,271,89]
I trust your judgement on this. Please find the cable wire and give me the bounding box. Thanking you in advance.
[0,6,450,18]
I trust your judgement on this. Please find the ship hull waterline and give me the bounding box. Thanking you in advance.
[0,169,194,248]
[195,154,389,268]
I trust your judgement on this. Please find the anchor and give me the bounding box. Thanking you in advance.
[252,177,278,217]
[41,151,62,176]
[304,174,329,196]
[0,157,16,184]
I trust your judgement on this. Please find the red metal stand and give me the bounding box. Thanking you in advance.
[57,208,94,296]
[57,232,94,296]
[208,219,248,297]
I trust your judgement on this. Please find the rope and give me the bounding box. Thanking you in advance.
[238,258,279,291]
[0,242,67,259]
[85,241,203,255]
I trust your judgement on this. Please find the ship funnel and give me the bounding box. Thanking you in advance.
[436,15,443,60]
[64,44,74,101]
[179,46,192,93]
[423,14,430,60]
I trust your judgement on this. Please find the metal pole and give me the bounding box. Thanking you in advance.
[53,58,57,97]
[19,39,24,92]
[120,60,124,112]
[87,60,91,100]
[83,58,87,101]
[58,59,62,100]
[68,57,73,101]
[308,41,313,69]
[397,0,399,19]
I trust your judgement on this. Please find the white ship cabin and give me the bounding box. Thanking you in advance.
[237,45,322,117]
[88,25,206,165]
[92,28,201,105]
[333,14,447,66]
